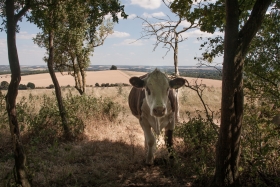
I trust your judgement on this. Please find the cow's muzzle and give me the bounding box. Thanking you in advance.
[152,106,166,117]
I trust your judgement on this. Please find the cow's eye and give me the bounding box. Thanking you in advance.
[146,87,151,95]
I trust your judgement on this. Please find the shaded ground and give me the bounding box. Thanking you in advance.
[0,123,194,187]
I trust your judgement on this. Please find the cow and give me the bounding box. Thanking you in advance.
[128,69,186,165]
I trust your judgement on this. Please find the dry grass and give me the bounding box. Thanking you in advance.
[0,72,222,187]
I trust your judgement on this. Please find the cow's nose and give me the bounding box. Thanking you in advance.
[153,107,166,117]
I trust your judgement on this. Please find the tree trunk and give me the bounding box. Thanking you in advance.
[212,0,272,186]
[47,28,70,139]
[174,33,179,76]
[6,1,31,186]
[77,56,86,95]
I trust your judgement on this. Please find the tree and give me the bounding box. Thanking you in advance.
[30,0,126,136]
[110,65,117,70]
[0,0,32,186]
[30,0,71,138]
[244,9,280,105]
[137,1,199,76]
[170,0,274,185]
[53,20,114,95]
[27,82,35,89]
[1,81,9,89]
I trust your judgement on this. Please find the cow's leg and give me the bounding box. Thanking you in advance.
[165,129,174,159]
[165,117,175,159]
[140,120,155,165]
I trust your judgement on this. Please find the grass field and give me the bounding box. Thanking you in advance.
[0,70,222,186]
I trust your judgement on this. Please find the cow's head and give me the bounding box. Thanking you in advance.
[129,69,185,117]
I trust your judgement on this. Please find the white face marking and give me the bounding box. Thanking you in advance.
[144,70,170,117]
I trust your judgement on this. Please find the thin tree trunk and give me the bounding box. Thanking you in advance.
[77,55,86,95]
[174,34,179,76]
[47,28,70,139]
[6,0,31,186]
[212,0,272,186]
[72,57,84,95]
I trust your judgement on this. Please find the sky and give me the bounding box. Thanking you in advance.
[0,0,223,67]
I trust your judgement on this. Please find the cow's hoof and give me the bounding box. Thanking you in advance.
[145,160,154,166]
[168,157,176,167]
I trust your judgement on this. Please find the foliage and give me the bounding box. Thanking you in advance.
[0,81,9,89]
[27,82,35,89]
[0,90,7,129]
[47,84,55,89]
[19,84,27,90]
[244,9,280,104]
[241,100,280,186]
[110,65,117,70]
[0,90,123,143]
[30,0,126,95]
[174,113,218,185]
[240,9,280,186]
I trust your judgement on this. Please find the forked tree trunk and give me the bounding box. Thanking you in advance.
[6,0,31,186]
[48,27,70,139]
[212,0,272,186]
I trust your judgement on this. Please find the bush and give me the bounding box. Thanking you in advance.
[27,82,35,89]
[10,90,123,143]
[110,65,117,70]
[0,81,9,90]
[18,84,27,90]
[95,83,100,87]
[173,113,218,185]
[48,84,55,89]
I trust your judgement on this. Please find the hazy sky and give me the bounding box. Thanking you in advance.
[0,0,223,66]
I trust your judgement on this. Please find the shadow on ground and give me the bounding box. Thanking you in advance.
[0,135,191,187]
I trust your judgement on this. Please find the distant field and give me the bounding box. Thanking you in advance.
[0,70,222,88]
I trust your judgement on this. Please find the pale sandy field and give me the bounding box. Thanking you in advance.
[0,70,222,88]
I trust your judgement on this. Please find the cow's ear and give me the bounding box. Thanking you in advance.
[129,77,145,88]
[169,78,185,89]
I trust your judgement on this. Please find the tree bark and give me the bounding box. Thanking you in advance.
[47,27,70,139]
[174,33,179,76]
[212,0,272,186]
[6,0,31,186]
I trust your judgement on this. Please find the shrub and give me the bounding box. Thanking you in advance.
[173,113,218,185]
[110,65,117,70]
[48,84,55,89]
[0,81,9,89]
[27,82,35,89]
[18,84,27,90]
[95,83,100,87]
[240,102,280,186]
[12,91,123,143]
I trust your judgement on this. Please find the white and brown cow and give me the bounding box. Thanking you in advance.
[128,69,185,165]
